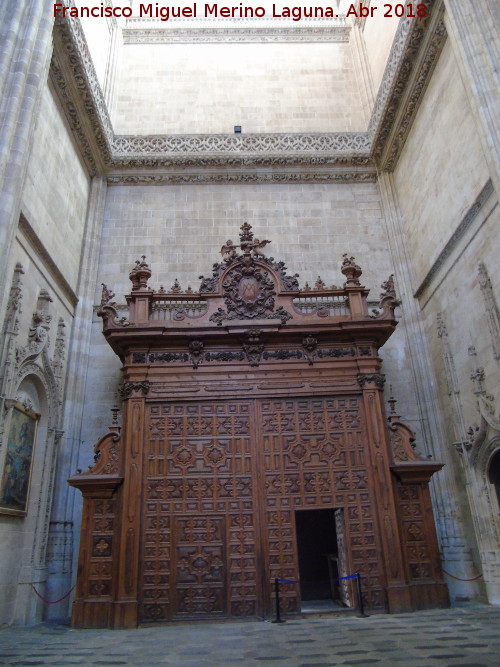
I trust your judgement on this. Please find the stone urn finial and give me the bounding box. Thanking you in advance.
[129,255,152,291]
[341,254,362,286]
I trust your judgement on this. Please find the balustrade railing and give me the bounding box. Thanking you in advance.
[149,299,208,321]
[292,294,350,317]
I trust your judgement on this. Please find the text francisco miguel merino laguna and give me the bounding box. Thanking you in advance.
[53,3,343,21]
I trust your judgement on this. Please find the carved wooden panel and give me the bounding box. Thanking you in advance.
[397,484,433,581]
[173,516,226,616]
[87,498,115,598]
[261,396,386,611]
[140,401,258,621]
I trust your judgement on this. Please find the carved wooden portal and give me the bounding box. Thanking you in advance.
[69,224,449,628]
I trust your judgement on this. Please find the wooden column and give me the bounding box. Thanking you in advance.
[358,374,412,611]
[111,386,147,628]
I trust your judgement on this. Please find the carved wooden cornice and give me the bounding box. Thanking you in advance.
[50,0,447,183]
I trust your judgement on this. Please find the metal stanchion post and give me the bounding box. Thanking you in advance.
[356,572,369,617]
[272,577,285,623]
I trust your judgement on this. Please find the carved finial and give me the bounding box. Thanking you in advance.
[388,385,397,416]
[101,283,115,306]
[171,279,182,294]
[340,254,362,286]
[375,273,399,319]
[129,255,152,291]
[302,282,311,291]
[436,312,447,338]
[470,367,485,395]
[314,276,326,291]
[158,285,166,294]
[185,285,193,294]
[110,405,119,426]
[239,222,254,242]
[37,289,53,312]
[380,274,396,301]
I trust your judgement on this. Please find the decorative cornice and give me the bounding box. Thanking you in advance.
[353,1,370,31]
[106,171,377,185]
[369,0,447,171]
[111,132,370,156]
[123,25,350,44]
[50,15,114,176]
[50,1,447,183]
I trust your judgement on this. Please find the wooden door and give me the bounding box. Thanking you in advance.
[139,400,260,622]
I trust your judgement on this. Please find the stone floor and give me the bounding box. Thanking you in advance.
[1,603,500,666]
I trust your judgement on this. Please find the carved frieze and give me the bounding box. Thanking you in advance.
[123,25,350,44]
[119,381,150,398]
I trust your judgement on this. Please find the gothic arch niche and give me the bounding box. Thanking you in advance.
[9,367,60,624]
[488,448,500,510]
[0,271,65,625]
[465,430,500,605]
[69,224,449,628]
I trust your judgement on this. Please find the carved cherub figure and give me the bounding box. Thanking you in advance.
[221,240,237,260]
[245,238,271,257]
[252,239,271,257]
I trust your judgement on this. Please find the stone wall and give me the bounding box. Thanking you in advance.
[394,40,491,293]
[21,83,91,292]
[361,6,400,93]
[392,33,500,601]
[114,40,365,134]
[0,73,92,624]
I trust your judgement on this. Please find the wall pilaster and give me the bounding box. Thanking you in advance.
[45,176,107,621]
[0,1,54,322]
[377,172,484,601]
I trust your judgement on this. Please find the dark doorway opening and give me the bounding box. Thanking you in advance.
[488,449,500,508]
[295,508,338,603]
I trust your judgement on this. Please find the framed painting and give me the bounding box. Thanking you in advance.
[0,402,39,516]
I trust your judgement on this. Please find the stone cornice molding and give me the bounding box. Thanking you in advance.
[106,170,377,185]
[369,0,447,170]
[123,25,350,44]
[50,0,447,184]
